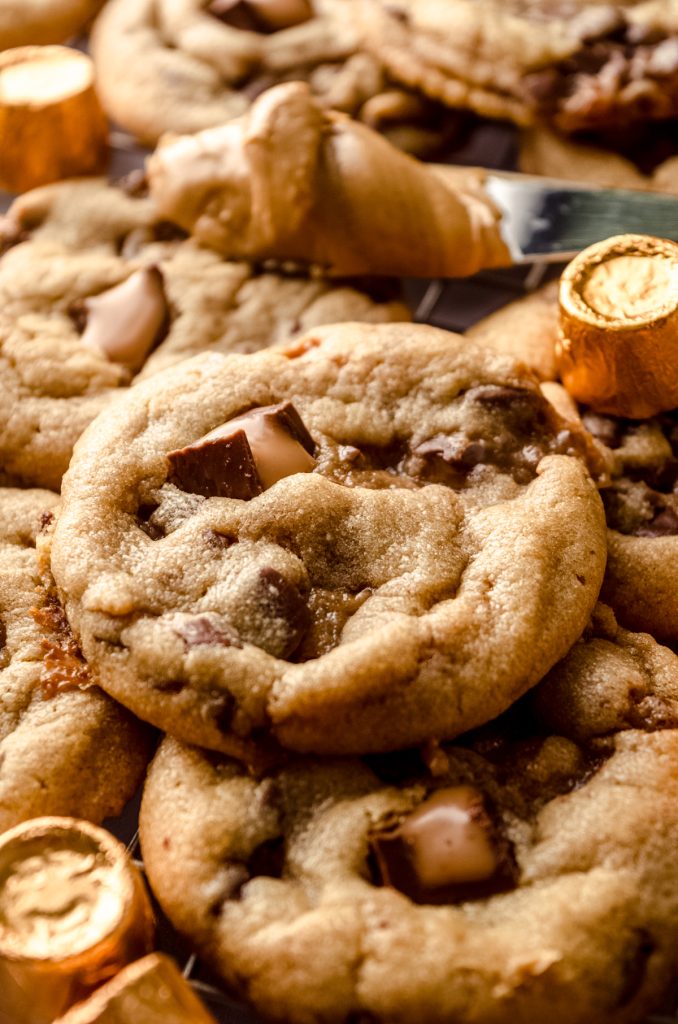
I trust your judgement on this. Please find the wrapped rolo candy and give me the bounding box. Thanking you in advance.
[53,954,218,1023]
[0,46,108,192]
[558,234,678,418]
[0,818,154,1024]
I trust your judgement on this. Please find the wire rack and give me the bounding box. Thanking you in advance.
[3,117,678,1023]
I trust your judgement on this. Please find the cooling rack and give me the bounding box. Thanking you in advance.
[2,117,677,1023]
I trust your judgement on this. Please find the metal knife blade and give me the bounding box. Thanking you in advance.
[483,172,678,264]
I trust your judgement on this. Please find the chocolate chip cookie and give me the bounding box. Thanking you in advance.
[140,618,678,1024]
[50,322,606,760]
[90,0,464,156]
[0,0,101,48]
[0,487,152,834]
[0,178,407,490]
[520,127,678,194]
[469,286,678,641]
[359,0,678,135]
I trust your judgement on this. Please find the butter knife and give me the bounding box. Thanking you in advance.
[482,171,678,265]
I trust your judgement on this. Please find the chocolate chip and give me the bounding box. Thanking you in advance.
[208,0,263,30]
[414,434,490,470]
[256,568,310,659]
[0,219,30,257]
[202,690,237,733]
[248,835,285,879]
[174,616,243,649]
[0,620,6,651]
[384,4,408,23]
[116,168,149,198]
[208,0,312,33]
[636,505,678,537]
[167,401,316,500]
[153,679,185,694]
[72,267,169,372]
[67,298,89,335]
[370,786,516,905]
[615,929,655,1007]
[581,410,624,449]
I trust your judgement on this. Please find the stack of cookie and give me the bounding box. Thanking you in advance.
[1,9,678,1021]
[357,0,678,193]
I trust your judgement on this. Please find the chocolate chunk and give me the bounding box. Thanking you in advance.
[208,0,312,33]
[202,689,237,733]
[581,410,624,449]
[0,218,30,257]
[256,567,310,659]
[636,505,678,537]
[370,786,516,904]
[169,428,262,501]
[116,168,149,198]
[174,616,243,649]
[167,401,316,500]
[615,929,655,1007]
[248,835,285,879]
[73,267,168,372]
[414,434,490,470]
[0,620,6,651]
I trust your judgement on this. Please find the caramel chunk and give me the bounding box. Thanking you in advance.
[167,401,316,499]
[75,268,167,373]
[370,786,515,904]
[208,0,312,33]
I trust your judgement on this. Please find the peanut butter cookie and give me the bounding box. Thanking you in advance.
[0,0,101,48]
[0,179,407,490]
[90,0,463,156]
[50,322,606,759]
[0,487,151,834]
[140,608,678,1024]
[359,1,678,134]
[469,287,678,641]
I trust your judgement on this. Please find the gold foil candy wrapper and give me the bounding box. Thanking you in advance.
[0,817,154,1024]
[53,953,219,1023]
[558,234,678,418]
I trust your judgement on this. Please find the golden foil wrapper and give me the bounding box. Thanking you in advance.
[558,234,678,418]
[53,954,219,1023]
[0,817,154,1024]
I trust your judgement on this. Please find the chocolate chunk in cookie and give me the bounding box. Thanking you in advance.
[370,785,515,904]
[167,401,316,499]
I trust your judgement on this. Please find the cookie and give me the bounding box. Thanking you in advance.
[467,280,560,382]
[0,0,101,49]
[0,487,152,834]
[89,0,464,156]
[359,0,678,134]
[0,178,408,490]
[469,286,678,641]
[520,127,678,194]
[50,322,606,760]
[139,610,678,1024]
